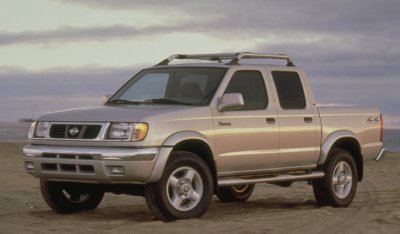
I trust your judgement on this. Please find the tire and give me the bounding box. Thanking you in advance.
[40,180,105,213]
[312,149,358,207]
[216,184,255,202]
[145,151,214,221]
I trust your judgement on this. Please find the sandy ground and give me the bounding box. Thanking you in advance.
[1,142,400,234]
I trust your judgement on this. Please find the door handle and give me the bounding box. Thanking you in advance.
[266,118,276,124]
[304,117,313,123]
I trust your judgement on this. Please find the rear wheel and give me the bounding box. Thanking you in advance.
[217,184,255,202]
[40,180,105,213]
[313,149,358,207]
[145,151,213,221]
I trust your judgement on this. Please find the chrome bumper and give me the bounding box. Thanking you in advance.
[376,148,387,161]
[23,144,172,184]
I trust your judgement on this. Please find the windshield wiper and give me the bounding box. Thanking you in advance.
[108,98,192,106]
[144,98,192,106]
[107,99,144,105]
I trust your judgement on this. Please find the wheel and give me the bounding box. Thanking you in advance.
[312,149,358,207]
[40,180,105,213]
[216,184,255,202]
[145,151,213,221]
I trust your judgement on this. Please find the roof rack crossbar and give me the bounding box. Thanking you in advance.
[155,52,294,66]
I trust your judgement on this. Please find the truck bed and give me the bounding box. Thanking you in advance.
[318,106,382,161]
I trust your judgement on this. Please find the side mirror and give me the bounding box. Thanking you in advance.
[218,93,244,112]
[102,94,112,105]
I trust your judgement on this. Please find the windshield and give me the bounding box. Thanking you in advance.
[108,67,227,106]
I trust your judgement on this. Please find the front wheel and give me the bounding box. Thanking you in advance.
[217,184,255,202]
[40,180,105,213]
[145,151,213,221]
[313,149,358,207]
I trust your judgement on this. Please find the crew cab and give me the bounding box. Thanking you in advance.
[23,53,384,221]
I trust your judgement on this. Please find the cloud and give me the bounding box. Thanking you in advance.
[0,21,266,46]
[1,0,399,127]
[0,24,186,46]
[0,65,136,97]
[0,66,136,121]
[252,26,400,120]
[3,0,400,47]
[59,0,400,33]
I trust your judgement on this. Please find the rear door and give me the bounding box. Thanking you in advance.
[269,70,320,167]
[213,68,279,174]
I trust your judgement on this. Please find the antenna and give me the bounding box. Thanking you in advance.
[31,104,37,120]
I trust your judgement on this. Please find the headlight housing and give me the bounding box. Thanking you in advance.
[131,123,149,141]
[107,122,148,141]
[34,121,49,138]
[28,121,37,138]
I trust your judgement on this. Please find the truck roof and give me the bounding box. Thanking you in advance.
[154,52,295,68]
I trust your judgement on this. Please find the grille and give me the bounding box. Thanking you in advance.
[50,125,65,138]
[40,153,95,174]
[84,125,102,139]
[49,124,101,139]
[42,153,94,160]
[41,163,95,173]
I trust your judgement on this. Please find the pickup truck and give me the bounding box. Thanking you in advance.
[23,53,384,221]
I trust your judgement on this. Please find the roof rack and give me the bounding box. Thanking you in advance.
[155,52,295,67]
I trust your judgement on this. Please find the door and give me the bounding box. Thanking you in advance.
[270,70,319,167]
[213,69,279,174]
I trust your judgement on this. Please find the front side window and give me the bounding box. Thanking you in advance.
[272,71,306,109]
[109,67,227,106]
[224,70,268,110]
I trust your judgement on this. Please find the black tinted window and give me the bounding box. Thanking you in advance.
[224,70,268,110]
[272,71,306,109]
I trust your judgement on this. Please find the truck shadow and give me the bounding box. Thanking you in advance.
[28,197,319,223]
[206,197,318,218]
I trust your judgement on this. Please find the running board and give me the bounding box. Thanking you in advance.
[218,171,325,186]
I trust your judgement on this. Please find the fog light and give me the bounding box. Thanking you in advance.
[26,162,34,170]
[109,166,125,175]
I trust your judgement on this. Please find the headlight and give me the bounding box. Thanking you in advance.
[35,122,49,138]
[107,123,133,139]
[107,122,149,141]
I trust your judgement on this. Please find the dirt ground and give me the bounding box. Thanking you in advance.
[1,142,400,234]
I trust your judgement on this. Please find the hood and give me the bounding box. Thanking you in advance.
[37,105,190,122]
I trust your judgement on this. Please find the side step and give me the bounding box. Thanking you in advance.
[218,171,324,187]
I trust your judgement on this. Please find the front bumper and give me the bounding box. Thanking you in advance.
[23,144,172,184]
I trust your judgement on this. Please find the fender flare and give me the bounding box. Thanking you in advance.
[146,131,213,183]
[162,131,212,147]
[318,130,361,165]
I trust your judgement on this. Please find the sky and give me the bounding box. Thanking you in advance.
[0,0,399,128]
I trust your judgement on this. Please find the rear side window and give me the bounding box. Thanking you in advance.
[224,70,268,110]
[272,71,306,109]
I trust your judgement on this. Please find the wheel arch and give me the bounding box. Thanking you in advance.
[319,130,363,181]
[147,131,217,189]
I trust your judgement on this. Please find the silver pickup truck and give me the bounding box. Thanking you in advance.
[23,53,384,221]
